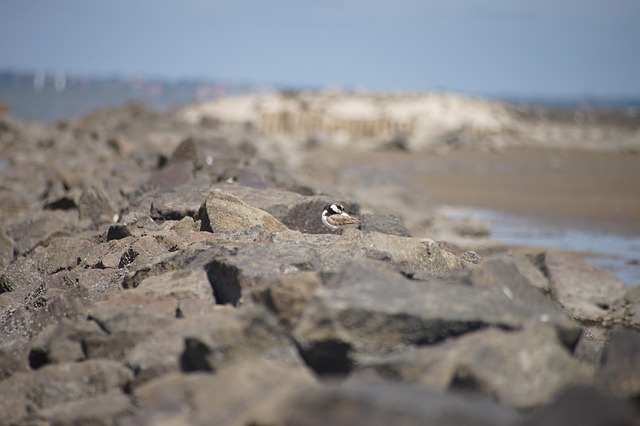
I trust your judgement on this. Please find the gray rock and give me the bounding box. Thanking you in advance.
[180,306,303,373]
[124,314,213,386]
[0,256,43,296]
[197,189,288,236]
[83,291,180,362]
[125,306,302,386]
[134,269,215,303]
[273,228,467,277]
[200,182,348,234]
[205,243,321,305]
[360,213,411,236]
[32,236,98,275]
[132,359,315,426]
[619,285,640,329]
[574,326,609,369]
[251,271,324,330]
[0,341,29,380]
[294,259,580,374]
[596,328,640,398]
[6,209,81,256]
[149,182,211,220]
[28,319,101,367]
[107,211,160,240]
[518,385,639,426]
[280,381,521,426]
[541,252,627,324]
[0,225,15,270]
[150,161,194,191]
[354,327,593,409]
[166,136,199,166]
[469,255,580,349]
[78,185,117,226]
[34,390,133,426]
[0,359,132,423]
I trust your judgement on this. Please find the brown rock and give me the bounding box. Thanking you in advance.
[252,271,323,330]
[197,189,288,235]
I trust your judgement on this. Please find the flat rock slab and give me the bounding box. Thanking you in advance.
[198,189,288,236]
[0,359,132,423]
[596,328,640,398]
[353,327,592,409]
[132,359,315,426]
[294,260,580,374]
[126,306,303,386]
[542,252,627,323]
[280,381,521,426]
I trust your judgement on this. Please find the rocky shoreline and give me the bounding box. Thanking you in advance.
[1,99,640,425]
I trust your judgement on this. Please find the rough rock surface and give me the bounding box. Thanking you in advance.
[0,104,638,425]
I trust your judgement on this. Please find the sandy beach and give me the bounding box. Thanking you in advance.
[305,147,640,236]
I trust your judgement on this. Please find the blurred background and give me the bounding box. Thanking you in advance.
[1,0,639,285]
[1,0,639,121]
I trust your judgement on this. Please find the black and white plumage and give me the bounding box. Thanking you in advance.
[321,203,362,231]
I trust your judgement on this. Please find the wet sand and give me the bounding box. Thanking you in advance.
[410,148,640,235]
[300,147,640,236]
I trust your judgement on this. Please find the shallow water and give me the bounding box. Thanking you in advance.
[443,206,640,286]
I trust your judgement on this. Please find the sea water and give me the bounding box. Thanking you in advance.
[443,206,640,286]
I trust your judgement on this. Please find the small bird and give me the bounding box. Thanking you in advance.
[321,203,362,231]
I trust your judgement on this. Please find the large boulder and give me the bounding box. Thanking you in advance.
[197,189,288,236]
[294,259,580,374]
[539,252,627,324]
[353,327,592,409]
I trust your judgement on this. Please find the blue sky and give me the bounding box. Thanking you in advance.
[1,0,639,97]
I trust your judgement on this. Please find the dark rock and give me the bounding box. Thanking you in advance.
[518,385,639,426]
[197,189,288,236]
[281,381,521,426]
[541,252,627,324]
[596,328,640,398]
[166,136,199,166]
[280,198,338,234]
[353,327,592,409]
[0,225,15,269]
[360,213,411,236]
[294,259,580,375]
